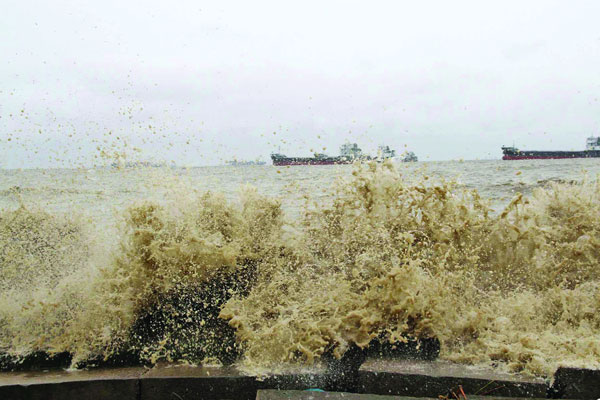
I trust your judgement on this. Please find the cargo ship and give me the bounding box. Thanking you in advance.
[271,143,397,166]
[502,137,600,160]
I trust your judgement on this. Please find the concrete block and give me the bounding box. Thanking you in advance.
[257,372,333,392]
[257,389,418,399]
[0,359,565,400]
[0,367,144,400]
[358,359,547,398]
[140,363,257,400]
[257,390,551,400]
[550,366,600,399]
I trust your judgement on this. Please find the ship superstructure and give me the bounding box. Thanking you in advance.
[502,137,600,160]
[586,137,600,150]
[377,145,396,160]
[340,142,364,159]
[400,151,418,162]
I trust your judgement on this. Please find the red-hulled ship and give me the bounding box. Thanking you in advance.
[271,143,397,166]
[502,137,600,160]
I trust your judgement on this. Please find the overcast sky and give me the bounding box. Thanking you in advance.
[1,0,600,167]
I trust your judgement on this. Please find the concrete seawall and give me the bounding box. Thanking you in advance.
[0,359,598,400]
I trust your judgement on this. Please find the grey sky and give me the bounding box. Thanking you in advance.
[1,0,600,167]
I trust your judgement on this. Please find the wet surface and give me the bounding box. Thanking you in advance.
[0,366,145,386]
[360,359,545,384]
[0,366,143,400]
[143,362,243,378]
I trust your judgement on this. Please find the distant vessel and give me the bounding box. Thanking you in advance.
[376,145,397,161]
[111,161,167,168]
[400,151,418,162]
[502,137,600,160]
[271,143,396,166]
[225,159,266,166]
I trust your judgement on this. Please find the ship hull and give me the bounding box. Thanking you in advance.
[272,158,353,166]
[271,143,399,166]
[502,150,600,160]
[271,156,373,166]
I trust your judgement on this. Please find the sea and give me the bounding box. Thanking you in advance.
[2,158,598,225]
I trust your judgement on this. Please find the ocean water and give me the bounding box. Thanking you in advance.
[2,158,598,221]
[1,158,599,376]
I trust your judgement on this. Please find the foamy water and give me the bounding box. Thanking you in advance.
[1,158,599,377]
